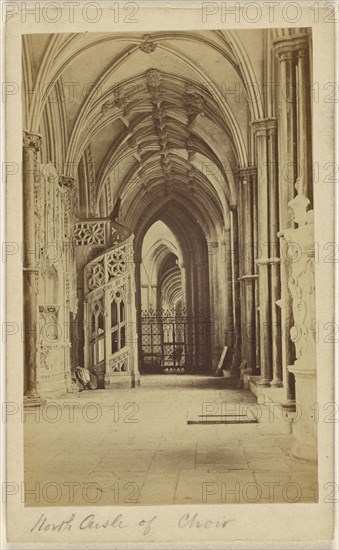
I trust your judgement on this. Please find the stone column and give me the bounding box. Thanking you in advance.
[295,37,312,204]
[78,287,86,369]
[237,178,246,365]
[104,287,111,377]
[23,131,45,407]
[59,175,78,388]
[229,205,241,375]
[128,260,140,388]
[274,32,312,208]
[224,227,235,351]
[275,42,298,210]
[267,121,283,387]
[195,260,211,372]
[179,262,187,309]
[210,249,224,369]
[252,172,261,374]
[252,121,272,386]
[237,168,257,374]
[274,35,310,408]
[134,256,143,373]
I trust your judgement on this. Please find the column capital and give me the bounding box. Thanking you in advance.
[229,203,238,213]
[23,130,42,152]
[251,118,277,135]
[59,175,76,188]
[273,34,309,61]
[237,166,257,182]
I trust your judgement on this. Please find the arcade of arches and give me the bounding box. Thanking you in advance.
[23,29,316,462]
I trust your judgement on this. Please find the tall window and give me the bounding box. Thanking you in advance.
[111,291,126,354]
[90,301,105,365]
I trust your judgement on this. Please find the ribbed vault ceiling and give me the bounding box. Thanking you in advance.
[24,29,269,226]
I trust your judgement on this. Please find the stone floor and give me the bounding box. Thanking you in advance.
[24,375,318,507]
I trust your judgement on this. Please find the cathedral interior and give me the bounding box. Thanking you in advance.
[22,28,318,504]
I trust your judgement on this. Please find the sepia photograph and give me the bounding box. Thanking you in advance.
[2,1,337,547]
[22,24,318,506]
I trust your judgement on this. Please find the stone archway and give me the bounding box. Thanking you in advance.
[133,200,214,375]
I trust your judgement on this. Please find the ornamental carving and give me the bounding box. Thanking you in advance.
[83,214,137,385]
[39,308,60,342]
[184,85,206,122]
[109,351,129,372]
[107,248,128,279]
[87,260,105,290]
[146,69,161,91]
[84,242,133,294]
[26,159,78,397]
[101,88,129,114]
[89,297,104,315]
[145,69,175,188]
[23,131,42,152]
[59,175,77,235]
[58,175,75,188]
[39,305,59,313]
[86,146,96,216]
[106,180,113,212]
[40,162,59,185]
[74,222,106,246]
[87,288,104,305]
[40,346,61,372]
[278,178,315,367]
[110,285,126,302]
[139,35,157,53]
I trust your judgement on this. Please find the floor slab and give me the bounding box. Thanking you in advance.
[24,374,318,506]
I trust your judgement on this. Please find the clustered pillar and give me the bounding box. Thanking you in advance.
[252,119,283,389]
[224,227,235,353]
[237,168,258,376]
[274,32,312,408]
[234,32,312,405]
[23,131,44,407]
[229,205,241,375]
